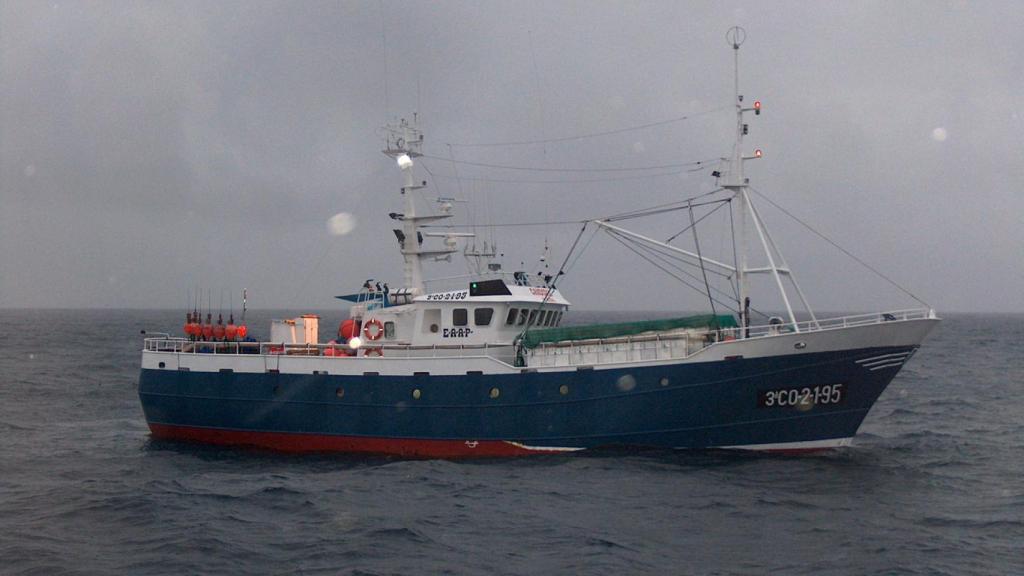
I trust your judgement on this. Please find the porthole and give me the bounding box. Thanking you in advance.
[430,324,439,333]
[158,362,165,368]
[412,388,422,399]
[336,387,345,398]
[489,387,500,399]
[660,377,669,387]
[559,384,569,396]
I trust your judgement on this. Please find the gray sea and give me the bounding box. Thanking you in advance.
[1,310,1021,575]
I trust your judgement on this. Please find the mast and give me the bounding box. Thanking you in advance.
[721,27,754,333]
[382,116,460,295]
[718,27,817,334]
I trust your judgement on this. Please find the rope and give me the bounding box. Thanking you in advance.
[516,222,590,343]
[665,199,730,243]
[446,106,730,147]
[688,200,719,325]
[420,153,718,174]
[420,166,694,185]
[605,229,741,313]
[749,187,931,308]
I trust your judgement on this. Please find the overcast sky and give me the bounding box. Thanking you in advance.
[2,1,1021,313]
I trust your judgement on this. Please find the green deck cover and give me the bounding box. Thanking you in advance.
[519,314,738,349]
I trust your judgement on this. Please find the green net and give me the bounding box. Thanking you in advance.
[518,314,738,349]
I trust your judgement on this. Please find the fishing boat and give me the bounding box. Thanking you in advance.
[138,30,939,457]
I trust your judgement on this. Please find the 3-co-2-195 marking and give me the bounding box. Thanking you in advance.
[758,383,846,409]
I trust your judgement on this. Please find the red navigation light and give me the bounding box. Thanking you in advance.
[754,149,763,158]
[754,100,761,115]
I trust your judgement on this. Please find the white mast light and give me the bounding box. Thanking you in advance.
[348,336,363,349]
[397,154,413,170]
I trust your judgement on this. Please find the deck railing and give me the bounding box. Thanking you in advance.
[422,271,548,292]
[726,308,934,339]
[144,308,935,366]
[143,338,516,359]
[524,308,935,368]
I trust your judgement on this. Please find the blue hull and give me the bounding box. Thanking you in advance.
[138,346,915,455]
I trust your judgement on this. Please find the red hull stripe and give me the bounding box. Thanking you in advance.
[148,424,573,458]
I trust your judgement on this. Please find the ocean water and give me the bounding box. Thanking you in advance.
[1,309,1021,575]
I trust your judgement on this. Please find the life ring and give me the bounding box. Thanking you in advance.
[363,347,383,357]
[363,318,384,341]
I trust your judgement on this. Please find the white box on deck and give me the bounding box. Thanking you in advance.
[269,315,320,344]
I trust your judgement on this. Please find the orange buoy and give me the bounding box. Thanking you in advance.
[213,314,226,341]
[339,318,361,341]
[323,340,354,357]
[237,324,248,340]
[323,340,339,356]
[202,314,214,340]
[225,314,238,341]
[363,318,384,341]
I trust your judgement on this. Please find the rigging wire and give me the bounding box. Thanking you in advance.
[602,188,725,221]
[605,229,740,314]
[420,165,699,185]
[446,105,731,148]
[605,228,770,319]
[749,187,932,308]
[688,200,719,323]
[727,198,741,305]
[526,27,549,156]
[613,231,734,279]
[665,199,730,244]
[420,153,718,174]
[602,222,763,310]
[422,218,587,229]
[446,144,466,201]
[607,229,720,300]
[517,222,590,342]
[445,143,475,274]
[603,196,729,223]
[378,0,390,121]
[563,225,601,275]
[419,196,728,230]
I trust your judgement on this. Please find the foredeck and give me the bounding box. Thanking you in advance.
[523,308,936,368]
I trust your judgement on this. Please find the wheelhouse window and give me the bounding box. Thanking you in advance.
[506,307,518,325]
[517,309,528,326]
[474,308,494,326]
[453,308,468,326]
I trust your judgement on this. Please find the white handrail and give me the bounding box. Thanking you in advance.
[525,308,934,367]
[143,308,934,366]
